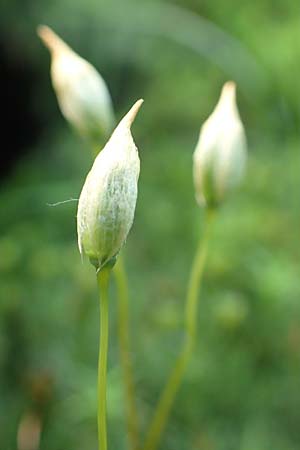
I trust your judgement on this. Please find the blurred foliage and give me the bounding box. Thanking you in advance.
[1,1,300,450]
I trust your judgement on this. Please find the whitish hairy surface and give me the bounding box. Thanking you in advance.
[77,100,143,269]
[37,25,114,142]
[193,81,247,207]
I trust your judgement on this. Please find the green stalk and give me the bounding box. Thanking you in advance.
[97,266,111,450]
[142,208,215,450]
[114,255,139,450]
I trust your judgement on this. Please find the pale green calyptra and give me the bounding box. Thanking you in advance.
[193,82,247,209]
[77,100,143,270]
[37,25,115,144]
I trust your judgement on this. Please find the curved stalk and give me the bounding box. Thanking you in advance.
[97,267,111,450]
[142,208,216,450]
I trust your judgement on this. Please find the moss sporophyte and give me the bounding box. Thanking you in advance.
[142,82,247,450]
[77,100,143,450]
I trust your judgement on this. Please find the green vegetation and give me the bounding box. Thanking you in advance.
[1,1,300,450]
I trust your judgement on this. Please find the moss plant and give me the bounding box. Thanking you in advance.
[39,28,248,449]
[142,81,247,450]
[91,145,139,449]
[77,100,143,449]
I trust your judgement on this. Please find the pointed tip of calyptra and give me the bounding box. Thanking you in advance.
[37,25,67,54]
[220,81,237,104]
[214,81,239,117]
[223,80,236,93]
[120,99,144,129]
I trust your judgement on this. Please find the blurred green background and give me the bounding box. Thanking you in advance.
[1,1,300,449]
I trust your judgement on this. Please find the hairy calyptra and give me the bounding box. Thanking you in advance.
[77,100,143,271]
[37,25,114,144]
[193,81,247,208]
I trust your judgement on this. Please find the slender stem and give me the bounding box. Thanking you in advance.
[97,267,111,450]
[114,255,139,450]
[185,208,215,342]
[142,208,216,450]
